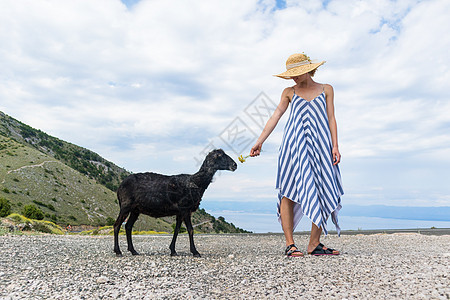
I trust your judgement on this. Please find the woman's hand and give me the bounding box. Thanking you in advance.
[332,146,341,165]
[250,142,262,157]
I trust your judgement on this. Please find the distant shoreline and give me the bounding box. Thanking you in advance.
[253,227,450,236]
[140,227,450,236]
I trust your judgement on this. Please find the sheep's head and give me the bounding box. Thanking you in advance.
[205,149,237,172]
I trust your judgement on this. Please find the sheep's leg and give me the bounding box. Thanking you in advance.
[113,211,129,257]
[125,211,140,255]
[184,215,201,257]
[169,215,182,256]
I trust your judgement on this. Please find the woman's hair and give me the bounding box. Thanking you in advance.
[309,68,317,77]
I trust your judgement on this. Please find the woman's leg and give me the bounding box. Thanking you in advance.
[307,223,339,254]
[307,223,322,253]
[280,197,295,246]
[279,197,304,255]
[280,197,303,256]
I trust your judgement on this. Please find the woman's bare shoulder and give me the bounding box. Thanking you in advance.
[281,86,295,102]
[322,83,334,99]
[282,86,295,95]
[322,83,334,93]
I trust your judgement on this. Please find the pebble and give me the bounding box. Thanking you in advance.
[0,234,449,299]
[96,276,109,284]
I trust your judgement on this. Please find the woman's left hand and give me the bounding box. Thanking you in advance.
[332,147,341,165]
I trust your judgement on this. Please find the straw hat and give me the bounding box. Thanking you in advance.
[274,53,325,79]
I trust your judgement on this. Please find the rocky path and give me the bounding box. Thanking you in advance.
[6,161,60,174]
[1,233,449,299]
[1,161,61,184]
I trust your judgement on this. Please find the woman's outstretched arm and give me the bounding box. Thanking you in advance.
[250,88,291,157]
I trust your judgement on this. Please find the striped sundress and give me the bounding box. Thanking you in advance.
[276,88,344,235]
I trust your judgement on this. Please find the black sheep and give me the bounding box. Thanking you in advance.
[113,149,237,257]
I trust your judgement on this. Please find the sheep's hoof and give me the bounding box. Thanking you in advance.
[115,253,123,257]
[130,250,139,255]
[193,253,201,258]
[170,252,178,257]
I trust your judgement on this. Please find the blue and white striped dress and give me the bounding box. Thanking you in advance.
[276,89,344,235]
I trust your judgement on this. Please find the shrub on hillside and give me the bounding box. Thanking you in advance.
[22,205,44,220]
[0,197,11,217]
[106,217,115,226]
[171,223,186,233]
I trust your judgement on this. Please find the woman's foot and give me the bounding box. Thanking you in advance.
[307,243,339,255]
[285,244,304,257]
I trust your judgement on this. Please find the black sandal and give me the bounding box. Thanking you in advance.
[319,243,339,254]
[309,243,339,256]
[285,244,304,257]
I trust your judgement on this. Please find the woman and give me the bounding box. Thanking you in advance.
[250,53,344,257]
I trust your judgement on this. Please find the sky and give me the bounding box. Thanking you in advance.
[1,0,449,232]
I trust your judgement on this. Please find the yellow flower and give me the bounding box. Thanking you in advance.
[238,154,250,163]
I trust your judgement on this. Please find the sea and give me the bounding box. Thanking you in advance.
[203,211,450,233]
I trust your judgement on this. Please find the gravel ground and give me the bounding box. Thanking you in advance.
[0,233,449,299]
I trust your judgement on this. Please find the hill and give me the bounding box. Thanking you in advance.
[0,111,249,233]
[0,111,129,192]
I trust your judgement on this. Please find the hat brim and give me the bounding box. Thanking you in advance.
[274,61,326,79]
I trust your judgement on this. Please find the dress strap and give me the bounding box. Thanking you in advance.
[290,87,295,103]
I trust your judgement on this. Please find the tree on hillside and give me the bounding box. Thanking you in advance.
[0,197,11,217]
[22,205,44,220]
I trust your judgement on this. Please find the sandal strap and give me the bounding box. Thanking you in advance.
[285,244,297,254]
[319,243,336,252]
[309,243,334,255]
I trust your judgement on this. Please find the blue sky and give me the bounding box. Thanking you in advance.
[1,0,449,232]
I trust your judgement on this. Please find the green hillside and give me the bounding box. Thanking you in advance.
[0,134,172,230]
[0,111,249,233]
[0,111,129,192]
